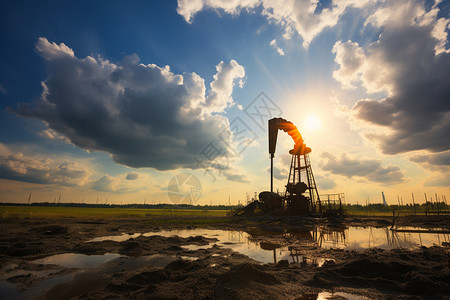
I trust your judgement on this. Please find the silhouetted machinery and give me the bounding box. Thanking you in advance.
[233,117,343,216]
[260,117,321,214]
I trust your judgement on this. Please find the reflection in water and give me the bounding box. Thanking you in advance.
[297,291,368,300]
[88,233,141,242]
[33,253,121,268]
[85,226,449,265]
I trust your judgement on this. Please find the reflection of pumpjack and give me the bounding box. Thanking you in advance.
[248,227,348,264]
[315,227,348,248]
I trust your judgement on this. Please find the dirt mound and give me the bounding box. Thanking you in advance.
[308,247,450,297]
[29,225,68,235]
[216,263,279,287]
[214,263,279,298]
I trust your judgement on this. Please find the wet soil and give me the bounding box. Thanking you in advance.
[0,215,449,299]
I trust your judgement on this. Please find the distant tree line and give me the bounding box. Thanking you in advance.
[344,202,448,213]
[0,202,235,210]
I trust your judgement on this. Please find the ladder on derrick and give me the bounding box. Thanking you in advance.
[284,153,321,213]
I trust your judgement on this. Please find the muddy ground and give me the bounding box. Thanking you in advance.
[0,215,449,299]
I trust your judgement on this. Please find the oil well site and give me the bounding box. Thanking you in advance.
[1,1,450,299]
[1,117,449,300]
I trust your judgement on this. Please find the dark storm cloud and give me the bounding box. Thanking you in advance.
[355,16,450,154]
[334,1,450,155]
[410,151,450,166]
[11,38,245,171]
[320,152,405,184]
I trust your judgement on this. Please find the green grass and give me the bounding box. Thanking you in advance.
[345,210,394,217]
[0,206,229,220]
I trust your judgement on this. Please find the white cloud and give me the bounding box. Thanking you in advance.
[11,38,245,172]
[92,172,150,193]
[0,145,90,186]
[269,39,285,56]
[177,0,260,23]
[331,41,366,90]
[204,60,245,114]
[177,0,373,47]
[35,37,74,60]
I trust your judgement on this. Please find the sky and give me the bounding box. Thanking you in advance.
[0,0,449,206]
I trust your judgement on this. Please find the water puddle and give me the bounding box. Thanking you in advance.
[1,252,185,299]
[141,226,449,264]
[88,232,141,242]
[318,291,368,299]
[83,226,450,265]
[299,291,368,300]
[33,253,121,268]
[0,274,73,300]
[182,244,211,251]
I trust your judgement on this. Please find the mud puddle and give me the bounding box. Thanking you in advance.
[91,226,449,264]
[32,252,121,268]
[1,252,187,299]
[298,291,368,300]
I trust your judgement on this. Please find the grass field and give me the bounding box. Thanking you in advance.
[0,205,229,220]
[345,210,394,217]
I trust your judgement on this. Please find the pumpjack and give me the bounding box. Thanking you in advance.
[234,117,343,216]
[263,117,321,214]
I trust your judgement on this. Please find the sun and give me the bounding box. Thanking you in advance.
[303,115,322,131]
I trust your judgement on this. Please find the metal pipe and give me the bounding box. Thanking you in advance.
[270,154,274,193]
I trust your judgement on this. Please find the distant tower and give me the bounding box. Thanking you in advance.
[382,191,388,206]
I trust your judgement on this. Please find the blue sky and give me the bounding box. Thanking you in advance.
[0,0,449,205]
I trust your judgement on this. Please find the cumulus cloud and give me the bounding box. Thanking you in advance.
[92,172,150,193]
[205,60,245,113]
[126,172,139,180]
[267,166,288,180]
[332,41,366,89]
[315,174,336,190]
[423,173,450,187]
[410,151,450,167]
[0,150,90,186]
[319,152,405,184]
[222,169,250,183]
[269,39,285,56]
[410,150,450,176]
[177,0,260,24]
[11,38,245,171]
[332,0,450,157]
[177,0,372,47]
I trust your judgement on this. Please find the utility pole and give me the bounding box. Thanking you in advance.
[436,193,440,215]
